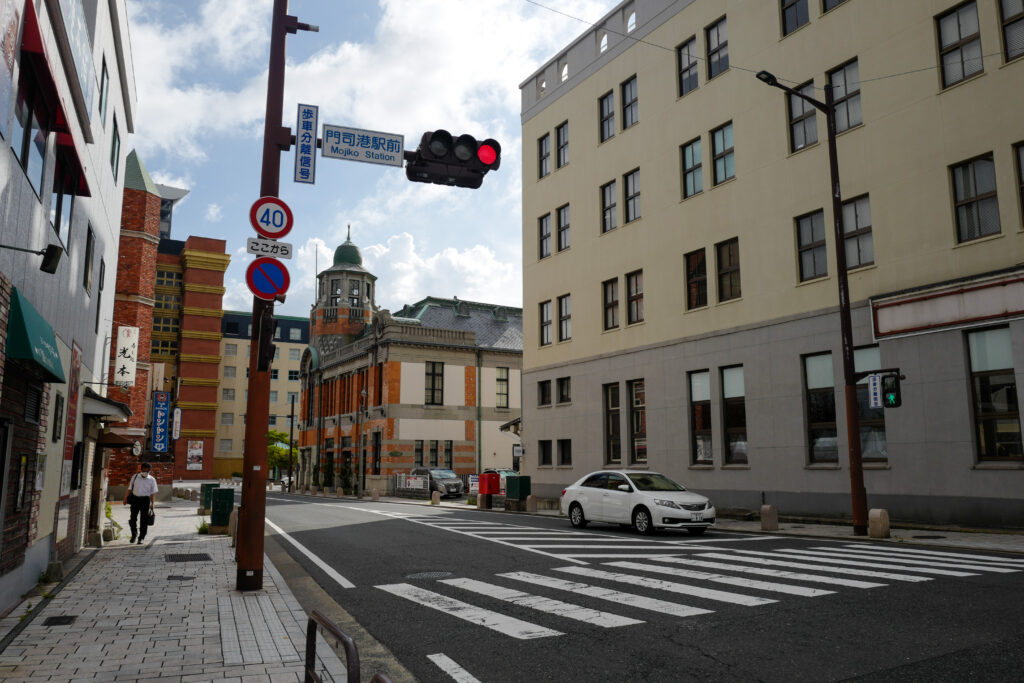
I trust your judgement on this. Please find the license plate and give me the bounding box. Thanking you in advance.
[691,512,703,522]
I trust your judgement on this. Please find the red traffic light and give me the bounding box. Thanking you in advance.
[478,144,497,165]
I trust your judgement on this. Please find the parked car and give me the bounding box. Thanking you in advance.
[410,467,464,498]
[560,470,715,535]
[482,468,518,495]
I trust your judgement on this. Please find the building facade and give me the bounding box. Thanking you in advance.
[520,0,1023,526]
[0,0,135,612]
[215,310,309,480]
[298,236,522,492]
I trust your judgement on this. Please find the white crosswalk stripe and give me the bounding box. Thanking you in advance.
[801,547,1020,573]
[696,552,933,582]
[603,561,834,597]
[439,578,643,628]
[647,556,886,589]
[376,583,562,639]
[838,544,1024,567]
[773,549,991,575]
[723,549,977,577]
[552,566,777,606]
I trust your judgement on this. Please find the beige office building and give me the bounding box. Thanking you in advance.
[520,0,1024,525]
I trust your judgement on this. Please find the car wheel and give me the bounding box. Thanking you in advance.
[632,506,654,535]
[569,503,588,528]
[687,527,707,536]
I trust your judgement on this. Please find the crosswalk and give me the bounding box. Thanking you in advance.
[375,543,1023,640]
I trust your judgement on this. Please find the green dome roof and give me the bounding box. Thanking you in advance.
[333,226,363,266]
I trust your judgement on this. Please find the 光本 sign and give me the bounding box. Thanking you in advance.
[322,124,404,167]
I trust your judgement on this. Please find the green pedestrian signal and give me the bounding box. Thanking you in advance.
[881,373,901,408]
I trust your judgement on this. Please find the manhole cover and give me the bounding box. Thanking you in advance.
[912,535,946,539]
[165,553,212,563]
[407,571,452,580]
[43,616,76,626]
[167,575,195,581]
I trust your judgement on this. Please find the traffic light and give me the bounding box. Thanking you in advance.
[405,130,501,189]
[256,311,277,372]
[881,373,901,408]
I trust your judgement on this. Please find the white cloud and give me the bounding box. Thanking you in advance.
[205,203,223,222]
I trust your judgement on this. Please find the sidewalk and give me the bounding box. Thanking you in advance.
[0,497,350,683]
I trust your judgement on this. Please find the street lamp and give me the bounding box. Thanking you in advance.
[756,70,868,536]
[355,387,367,498]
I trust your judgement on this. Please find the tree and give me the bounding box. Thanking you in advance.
[266,429,294,476]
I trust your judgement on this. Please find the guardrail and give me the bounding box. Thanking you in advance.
[305,610,393,683]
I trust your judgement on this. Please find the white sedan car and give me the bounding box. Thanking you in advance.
[560,470,715,535]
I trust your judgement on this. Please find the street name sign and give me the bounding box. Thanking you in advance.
[294,103,319,184]
[246,257,290,301]
[322,124,404,167]
[247,237,293,259]
[249,196,294,239]
[868,374,883,409]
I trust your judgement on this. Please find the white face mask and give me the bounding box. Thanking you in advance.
[140,472,149,478]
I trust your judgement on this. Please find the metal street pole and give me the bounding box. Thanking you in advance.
[756,71,868,535]
[288,394,295,492]
[237,0,318,590]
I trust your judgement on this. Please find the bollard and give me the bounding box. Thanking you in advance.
[430,491,441,505]
[760,504,779,531]
[228,507,239,547]
[190,490,198,501]
[372,488,379,501]
[869,508,890,538]
[477,493,492,510]
[526,494,538,513]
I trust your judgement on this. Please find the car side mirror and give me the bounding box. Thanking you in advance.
[617,484,630,492]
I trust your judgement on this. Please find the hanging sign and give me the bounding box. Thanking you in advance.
[113,326,139,388]
[151,391,170,453]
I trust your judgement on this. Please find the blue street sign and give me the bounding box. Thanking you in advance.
[294,103,319,184]
[152,391,170,453]
[245,257,291,301]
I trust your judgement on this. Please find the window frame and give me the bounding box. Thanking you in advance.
[557,439,573,466]
[496,367,509,409]
[628,379,647,464]
[721,366,747,465]
[110,115,121,181]
[967,327,1021,461]
[711,121,735,185]
[781,0,809,35]
[788,81,818,152]
[539,300,552,346]
[828,59,862,132]
[557,377,571,404]
[677,36,698,96]
[602,278,619,330]
[937,2,984,87]
[823,0,848,11]
[557,204,570,251]
[601,180,618,233]
[804,352,839,464]
[685,249,707,310]
[716,238,741,302]
[599,91,615,142]
[538,133,551,178]
[706,17,729,79]
[623,169,641,223]
[538,213,551,259]
[681,137,702,198]
[626,270,644,324]
[557,294,571,342]
[1016,142,1024,225]
[604,382,622,464]
[796,209,828,282]
[842,194,874,269]
[1001,0,1024,62]
[538,440,553,467]
[621,75,638,129]
[689,370,712,465]
[538,380,552,406]
[98,57,110,126]
[83,225,95,293]
[950,153,1001,243]
[556,121,569,168]
[425,361,444,406]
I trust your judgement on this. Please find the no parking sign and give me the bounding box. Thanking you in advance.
[246,257,290,301]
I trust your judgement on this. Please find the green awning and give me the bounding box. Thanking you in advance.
[6,288,65,383]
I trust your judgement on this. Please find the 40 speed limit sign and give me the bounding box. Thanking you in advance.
[249,196,294,239]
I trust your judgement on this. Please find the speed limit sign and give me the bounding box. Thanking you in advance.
[249,196,294,239]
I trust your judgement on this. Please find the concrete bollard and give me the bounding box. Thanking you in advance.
[760,504,779,531]
[526,494,538,513]
[190,490,198,501]
[477,493,492,510]
[228,507,239,547]
[335,487,344,498]
[430,491,441,505]
[869,508,890,538]
[372,489,379,501]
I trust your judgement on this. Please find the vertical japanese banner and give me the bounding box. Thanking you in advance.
[151,391,170,453]
[0,0,20,139]
[186,440,203,470]
[294,103,318,184]
[60,342,82,497]
[113,326,139,388]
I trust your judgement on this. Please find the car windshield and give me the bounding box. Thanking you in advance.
[627,472,687,492]
[431,469,458,479]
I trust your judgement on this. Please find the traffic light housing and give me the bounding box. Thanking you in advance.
[257,310,277,372]
[405,130,501,189]
[881,373,901,408]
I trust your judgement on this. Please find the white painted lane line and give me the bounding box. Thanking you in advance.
[265,519,355,589]
[427,653,482,683]
[804,547,1019,573]
[666,535,780,544]
[721,550,975,577]
[500,572,713,619]
[560,554,713,559]
[440,578,643,628]
[604,561,833,598]
[696,552,932,583]
[649,556,886,589]
[553,566,776,607]
[376,584,562,640]
[839,545,1024,567]
[526,545,695,550]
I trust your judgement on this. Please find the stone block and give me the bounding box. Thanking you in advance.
[372,489,379,501]
[869,508,890,538]
[526,495,538,513]
[430,491,441,505]
[760,504,779,531]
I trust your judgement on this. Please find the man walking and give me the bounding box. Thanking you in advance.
[123,463,157,544]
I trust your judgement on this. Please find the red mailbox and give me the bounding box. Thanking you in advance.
[479,472,500,495]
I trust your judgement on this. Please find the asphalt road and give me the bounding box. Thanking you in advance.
[263,493,1024,682]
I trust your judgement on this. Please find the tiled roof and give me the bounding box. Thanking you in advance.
[394,297,522,351]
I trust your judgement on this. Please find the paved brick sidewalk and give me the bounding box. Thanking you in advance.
[0,497,348,683]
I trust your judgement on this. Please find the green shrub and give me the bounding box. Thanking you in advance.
[231,471,243,478]
[197,519,210,534]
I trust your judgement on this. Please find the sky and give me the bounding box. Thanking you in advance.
[124,0,615,318]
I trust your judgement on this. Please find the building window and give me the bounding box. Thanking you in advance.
[1017,142,1024,223]
[24,385,42,424]
[538,213,551,259]
[267,415,277,427]
[681,138,702,198]
[805,353,838,463]
[425,361,444,405]
[222,388,235,402]
[538,133,550,178]
[722,366,747,465]
[557,294,571,341]
[952,154,1000,242]
[98,58,110,126]
[711,122,734,185]
[11,77,49,195]
[628,379,647,463]
[289,370,300,381]
[938,2,983,86]
[155,294,181,310]
[287,391,298,405]
[289,327,301,341]
[271,369,279,380]
[51,394,64,442]
[538,380,552,406]
[557,377,571,404]
[855,347,887,463]
[624,169,641,222]
[443,440,453,470]
[111,115,121,181]
[604,383,621,464]
[601,180,617,233]
[690,370,712,465]
[429,440,439,467]
[716,238,741,301]
[221,413,234,425]
[540,301,552,346]
[627,9,636,32]
[223,365,236,379]
[557,204,570,251]
[968,327,1021,461]
[621,75,638,129]
[538,440,553,467]
[556,121,569,168]
[50,156,75,249]
[782,0,809,35]
[156,270,182,287]
[557,439,573,466]
[496,367,510,409]
[797,210,828,281]
[842,195,874,268]
[789,81,818,152]
[603,278,619,330]
[83,226,95,293]
[290,348,301,361]
[153,316,179,333]
[677,37,698,96]
[225,343,237,356]
[823,0,848,11]
[685,249,707,310]
[220,439,232,452]
[706,17,729,79]
[626,270,644,324]
[414,440,424,467]
[828,59,861,132]
[269,390,278,403]
[151,339,178,356]
[599,91,615,142]
[1002,0,1024,61]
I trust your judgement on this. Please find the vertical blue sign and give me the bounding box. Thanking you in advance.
[294,103,319,184]
[151,391,170,453]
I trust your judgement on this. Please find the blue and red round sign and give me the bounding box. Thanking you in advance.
[245,257,290,301]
